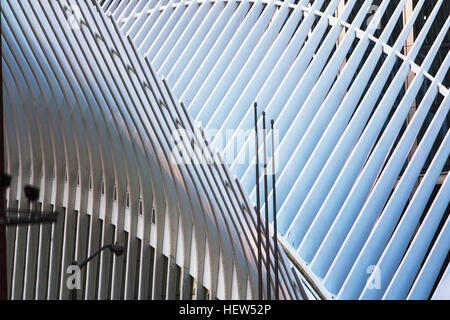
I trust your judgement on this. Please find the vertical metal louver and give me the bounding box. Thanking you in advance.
[2,0,302,300]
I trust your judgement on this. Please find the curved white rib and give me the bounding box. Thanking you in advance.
[107,0,450,299]
[2,0,302,300]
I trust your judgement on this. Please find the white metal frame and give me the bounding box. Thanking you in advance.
[107,0,450,299]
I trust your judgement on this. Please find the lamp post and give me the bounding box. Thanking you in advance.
[70,243,125,300]
[0,180,58,226]
[1,91,6,299]
[0,174,59,299]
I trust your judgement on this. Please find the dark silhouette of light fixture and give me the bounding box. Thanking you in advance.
[71,243,125,300]
[0,173,11,188]
[24,185,40,202]
[0,174,58,226]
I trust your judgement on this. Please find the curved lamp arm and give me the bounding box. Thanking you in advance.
[74,243,125,269]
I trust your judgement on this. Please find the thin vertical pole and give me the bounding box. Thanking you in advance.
[71,260,78,300]
[254,102,263,300]
[271,120,280,300]
[262,112,271,300]
[0,73,6,299]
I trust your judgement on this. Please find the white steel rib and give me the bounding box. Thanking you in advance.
[105,0,450,299]
[2,0,303,300]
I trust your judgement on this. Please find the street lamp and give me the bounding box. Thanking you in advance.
[0,176,58,226]
[70,243,125,300]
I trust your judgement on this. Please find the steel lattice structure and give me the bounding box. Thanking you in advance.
[103,0,450,299]
[2,0,303,300]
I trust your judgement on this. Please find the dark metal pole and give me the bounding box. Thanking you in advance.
[70,260,78,300]
[0,78,6,300]
[70,246,108,300]
[262,112,271,300]
[78,245,110,269]
[254,102,263,300]
[271,120,280,300]
[71,243,124,300]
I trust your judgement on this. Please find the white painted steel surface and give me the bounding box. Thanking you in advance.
[2,0,303,300]
[106,0,450,299]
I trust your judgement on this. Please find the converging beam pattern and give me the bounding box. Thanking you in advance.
[106,0,450,299]
[2,0,302,300]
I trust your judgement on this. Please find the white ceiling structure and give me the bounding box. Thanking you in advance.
[102,0,450,299]
[2,0,303,300]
